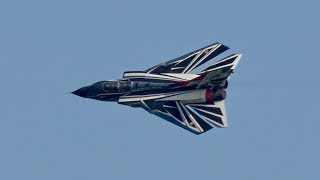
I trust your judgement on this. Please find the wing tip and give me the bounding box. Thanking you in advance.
[231,54,243,70]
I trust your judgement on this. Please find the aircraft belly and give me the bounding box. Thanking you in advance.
[156,89,207,104]
[118,89,210,104]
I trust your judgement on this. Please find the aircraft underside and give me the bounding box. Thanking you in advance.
[72,42,242,134]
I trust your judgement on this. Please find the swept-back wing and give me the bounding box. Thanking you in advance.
[141,100,213,134]
[123,43,229,82]
[146,43,229,74]
[138,98,229,134]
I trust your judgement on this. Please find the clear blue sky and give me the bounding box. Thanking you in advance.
[1,0,319,180]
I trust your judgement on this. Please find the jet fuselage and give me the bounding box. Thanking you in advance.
[72,42,242,134]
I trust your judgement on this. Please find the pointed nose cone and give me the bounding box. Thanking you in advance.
[72,86,89,98]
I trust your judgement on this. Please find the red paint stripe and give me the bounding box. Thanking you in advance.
[205,88,214,103]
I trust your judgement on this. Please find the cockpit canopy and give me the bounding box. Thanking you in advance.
[100,80,132,93]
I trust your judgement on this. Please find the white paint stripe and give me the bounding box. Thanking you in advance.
[140,100,150,110]
[162,73,199,81]
[163,105,177,108]
[189,104,219,108]
[171,67,185,70]
[215,100,228,127]
[176,102,200,132]
[124,73,147,77]
[176,101,187,124]
[200,54,242,74]
[185,44,221,73]
[202,116,225,127]
[192,107,224,118]
[180,103,203,132]
[118,94,166,103]
[163,109,185,125]
[175,52,199,66]
[125,73,183,81]
[126,77,180,82]
[182,49,204,74]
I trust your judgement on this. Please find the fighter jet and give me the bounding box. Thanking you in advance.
[72,43,242,134]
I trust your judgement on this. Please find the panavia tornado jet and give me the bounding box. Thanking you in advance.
[72,43,242,134]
